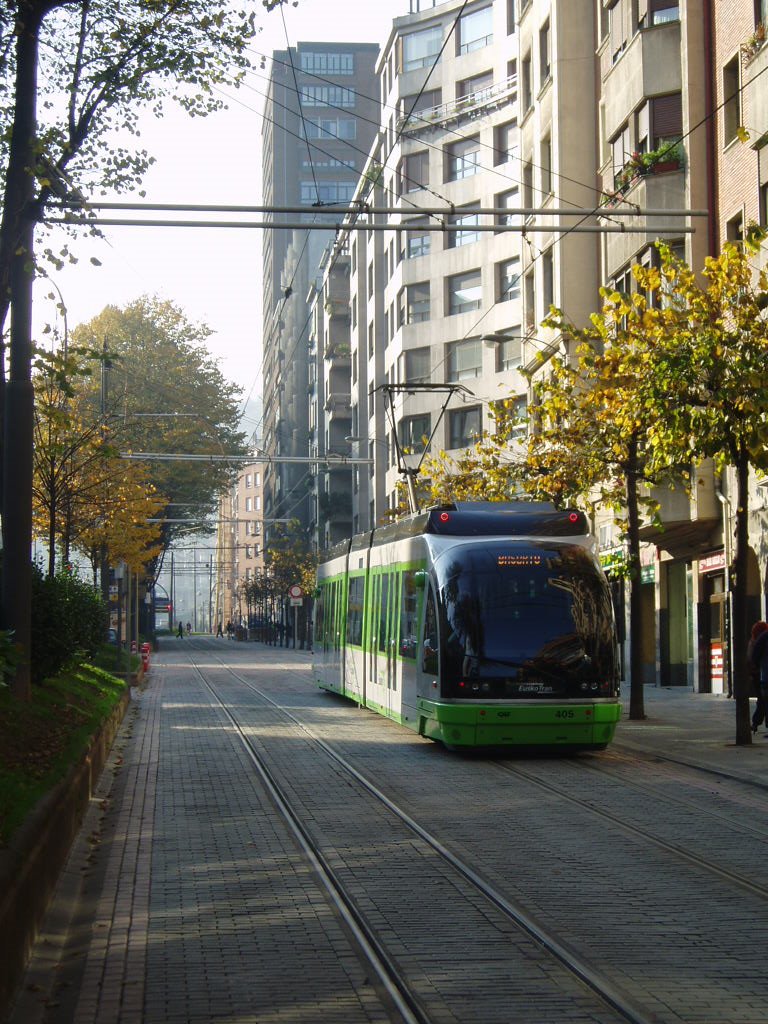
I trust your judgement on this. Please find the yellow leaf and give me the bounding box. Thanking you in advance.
[736,125,751,144]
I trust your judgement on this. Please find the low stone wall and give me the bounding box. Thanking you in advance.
[0,685,131,1019]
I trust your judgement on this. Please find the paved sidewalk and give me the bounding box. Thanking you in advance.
[7,645,768,1024]
[616,682,768,784]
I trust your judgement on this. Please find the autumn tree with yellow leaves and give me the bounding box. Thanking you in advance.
[32,346,165,580]
[638,241,768,745]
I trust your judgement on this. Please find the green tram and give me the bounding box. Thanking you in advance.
[313,502,621,751]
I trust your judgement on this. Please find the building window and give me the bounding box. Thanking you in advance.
[245,473,252,487]
[726,213,744,241]
[399,414,431,452]
[447,204,481,247]
[495,332,522,372]
[494,120,518,165]
[300,85,355,107]
[457,5,493,54]
[406,282,430,323]
[446,136,481,181]
[300,181,356,204]
[651,92,682,150]
[401,88,441,116]
[401,89,442,127]
[508,395,528,437]
[405,218,431,258]
[404,347,431,383]
[245,497,253,512]
[524,271,535,331]
[448,406,482,449]
[496,187,521,228]
[399,150,430,194]
[610,0,629,63]
[303,118,356,140]
[723,58,741,146]
[299,52,354,75]
[611,123,631,179]
[521,51,532,111]
[540,135,552,195]
[457,70,494,102]
[650,0,679,25]
[523,160,534,207]
[497,258,521,302]
[402,24,443,71]
[542,250,554,311]
[448,270,482,315]
[447,338,482,382]
[539,19,551,86]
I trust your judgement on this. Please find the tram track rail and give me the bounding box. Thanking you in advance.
[491,758,768,903]
[186,646,664,1024]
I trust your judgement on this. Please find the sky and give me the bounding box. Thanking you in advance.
[36,0,412,435]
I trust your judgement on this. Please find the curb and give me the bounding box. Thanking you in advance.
[0,685,131,1020]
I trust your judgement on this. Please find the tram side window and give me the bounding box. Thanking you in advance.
[379,574,390,653]
[346,576,364,646]
[422,587,438,675]
[331,581,342,651]
[315,587,325,648]
[399,570,419,659]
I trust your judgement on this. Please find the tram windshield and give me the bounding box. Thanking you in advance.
[434,541,618,698]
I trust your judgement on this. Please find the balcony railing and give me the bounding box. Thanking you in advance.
[396,74,517,137]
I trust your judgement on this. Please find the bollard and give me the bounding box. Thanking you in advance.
[140,642,151,672]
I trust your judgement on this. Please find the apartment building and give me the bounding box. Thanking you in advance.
[355,0,527,519]
[216,461,266,628]
[261,41,380,534]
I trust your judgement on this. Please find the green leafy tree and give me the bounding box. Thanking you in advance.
[639,241,768,745]
[0,0,261,699]
[265,520,317,649]
[71,297,248,547]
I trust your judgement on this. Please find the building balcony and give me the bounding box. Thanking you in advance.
[638,462,721,560]
[602,160,686,276]
[323,338,352,362]
[602,22,682,143]
[746,37,768,143]
[395,74,517,138]
[324,298,350,320]
[324,391,352,416]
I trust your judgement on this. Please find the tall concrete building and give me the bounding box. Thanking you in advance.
[349,0,526,522]
[261,41,380,533]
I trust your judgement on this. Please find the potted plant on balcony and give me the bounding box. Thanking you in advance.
[633,143,684,176]
[742,21,767,64]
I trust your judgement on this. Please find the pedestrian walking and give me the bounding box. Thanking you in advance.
[177,621,184,639]
[186,621,192,636]
[748,620,768,734]
[226,619,233,639]
[216,621,224,638]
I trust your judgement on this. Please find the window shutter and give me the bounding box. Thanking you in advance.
[651,93,682,140]
[637,0,648,22]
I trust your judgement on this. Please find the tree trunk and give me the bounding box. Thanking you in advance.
[626,441,646,720]
[1,5,45,700]
[732,452,752,745]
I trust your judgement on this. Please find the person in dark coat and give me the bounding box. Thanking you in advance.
[177,621,184,639]
[748,620,768,734]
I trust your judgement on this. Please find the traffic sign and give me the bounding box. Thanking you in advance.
[288,584,303,599]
